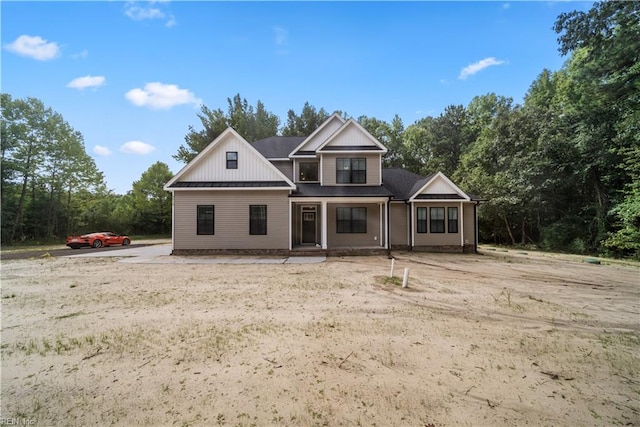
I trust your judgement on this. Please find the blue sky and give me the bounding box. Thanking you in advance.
[2,1,589,195]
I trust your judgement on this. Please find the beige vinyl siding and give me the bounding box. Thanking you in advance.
[327,203,382,247]
[173,190,289,250]
[464,203,476,245]
[181,133,284,182]
[271,160,293,181]
[413,202,467,246]
[321,153,381,186]
[390,202,409,245]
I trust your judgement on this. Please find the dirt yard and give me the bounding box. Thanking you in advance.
[1,248,638,426]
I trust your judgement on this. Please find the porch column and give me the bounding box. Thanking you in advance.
[379,203,383,247]
[321,200,328,250]
[460,201,464,248]
[385,200,390,250]
[288,199,293,250]
[410,201,415,248]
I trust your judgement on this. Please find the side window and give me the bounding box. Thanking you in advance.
[197,205,214,235]
[448,207,458,233]
[249,205,267,235]
[226,152,238,169]
[417,207,427,233]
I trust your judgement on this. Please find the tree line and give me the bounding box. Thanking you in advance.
[2,1,637,257]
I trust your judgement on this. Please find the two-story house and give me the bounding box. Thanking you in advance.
[164,114,480,255]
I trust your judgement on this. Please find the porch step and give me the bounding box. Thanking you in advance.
[289,250,328,256]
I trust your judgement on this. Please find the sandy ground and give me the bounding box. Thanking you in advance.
[1,248,639,426]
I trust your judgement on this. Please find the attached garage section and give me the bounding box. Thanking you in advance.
[172,190,290,252]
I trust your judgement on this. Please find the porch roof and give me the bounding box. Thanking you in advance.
[291,183,392,197]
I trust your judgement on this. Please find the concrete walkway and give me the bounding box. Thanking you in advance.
[67,244,326,264]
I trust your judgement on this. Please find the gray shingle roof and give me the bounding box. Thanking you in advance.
[252,136,306,159]
[382,168,436,200]
[291,184,392,198]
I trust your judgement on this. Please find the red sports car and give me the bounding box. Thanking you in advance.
[66,232,131,249]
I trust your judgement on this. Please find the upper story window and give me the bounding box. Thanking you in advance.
[299,161,319,182]
[226,152,238,169]
[336,158,366,184]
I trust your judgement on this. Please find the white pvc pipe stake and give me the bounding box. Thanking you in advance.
[402,268,409,288]
[390,258,395,278]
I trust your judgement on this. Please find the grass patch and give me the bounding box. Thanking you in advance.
[381,276,403,287]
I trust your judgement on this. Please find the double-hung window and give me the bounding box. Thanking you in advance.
[226,152,238,169]
[336,207,367,233]
[416,207,427,233]
[197,205,214,235]
[448,207,458,233]
[336,158,366,184]
[299,162,319,182]
[249,205,267,235]
[430,207,445,233]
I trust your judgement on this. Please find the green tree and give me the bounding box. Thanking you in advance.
[282,102,329,136]
[127,162,173,234]
[553,0,639,251]
[412,105,473,176]
[1,94,104,243]
[174,94,280,163]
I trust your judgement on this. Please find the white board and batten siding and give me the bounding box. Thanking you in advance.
[180,133,284,182]
[323,123,379,148]
[173,191,290,250]
[293,115,345,154]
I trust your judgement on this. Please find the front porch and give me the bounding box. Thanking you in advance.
[289,198,389,251]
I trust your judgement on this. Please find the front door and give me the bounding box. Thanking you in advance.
[302,212,316,244]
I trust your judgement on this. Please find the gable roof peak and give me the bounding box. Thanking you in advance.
[288,114,346,157]
[316,118,388,153]
[164,126,295,190]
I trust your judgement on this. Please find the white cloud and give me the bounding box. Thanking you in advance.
[273,26,289,55]
[93,145,112,156]
[67,75,106,90]
[120,141,156,155]
[124,1,176,27]
[71,49,89,59]
[273,26,288,45]
[4,35,60,61]
[458,57,506,80]
[125,82,201,109]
